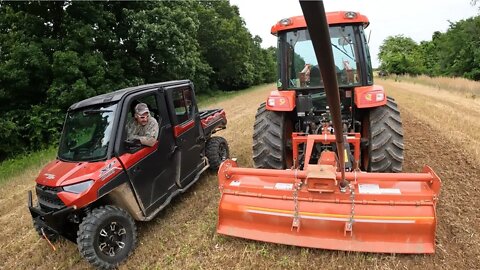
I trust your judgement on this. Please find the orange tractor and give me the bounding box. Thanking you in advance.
[216,0,441,253]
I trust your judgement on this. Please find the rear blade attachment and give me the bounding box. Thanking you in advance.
[217,159,441,253]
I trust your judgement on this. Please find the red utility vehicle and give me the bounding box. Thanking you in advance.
[28,80,228,269]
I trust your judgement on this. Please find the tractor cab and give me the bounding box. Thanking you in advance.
[272,12,374,90]
[255,11,396,172]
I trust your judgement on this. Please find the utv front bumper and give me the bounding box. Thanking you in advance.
[27,190,76,240]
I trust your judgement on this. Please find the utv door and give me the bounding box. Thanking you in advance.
[116,89,177,217]
[165,83,205,187]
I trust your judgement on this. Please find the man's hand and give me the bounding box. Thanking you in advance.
[125,138,141,147]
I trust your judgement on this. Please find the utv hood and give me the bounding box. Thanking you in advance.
[36,159,114,187]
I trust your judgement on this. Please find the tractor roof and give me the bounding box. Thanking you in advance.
[271,11,369,35]
[68,80,191,111]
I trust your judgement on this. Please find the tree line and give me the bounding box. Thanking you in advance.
[378,14,480,80]
[0,1,277,161]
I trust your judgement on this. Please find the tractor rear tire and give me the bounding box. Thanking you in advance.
[77,205,137,269]
[252,102,291,169]
[366,97,404,172]
[206,136,229,170]
[33,219,59,242]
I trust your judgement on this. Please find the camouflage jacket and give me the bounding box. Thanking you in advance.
[126,117,159,147]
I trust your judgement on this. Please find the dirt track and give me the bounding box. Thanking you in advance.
[0,81,479,269]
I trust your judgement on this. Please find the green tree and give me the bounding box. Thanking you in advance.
[0,0,276,160]
[433,17,480,79]
[197,0,265,90]
[378,35,424,75]
[125,1,212,92]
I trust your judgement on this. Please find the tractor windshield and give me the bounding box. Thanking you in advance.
[278,25,361,89]
[58,103,117,162]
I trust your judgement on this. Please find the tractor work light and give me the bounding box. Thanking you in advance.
[267,98,276,107]
[344,12,357,19]
[279,18,292,26]
[375,93,385,102]
[63,180,94,194]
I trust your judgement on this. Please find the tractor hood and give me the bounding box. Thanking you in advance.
[36,159,116,187]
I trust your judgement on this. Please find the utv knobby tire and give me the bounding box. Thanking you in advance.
[206,136,229,170]
[366,97,404,172]
[252,102,291,169]
[77,205,137,270]
[33,219,59,242]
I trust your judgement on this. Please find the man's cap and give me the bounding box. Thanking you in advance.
[135,103,150,115]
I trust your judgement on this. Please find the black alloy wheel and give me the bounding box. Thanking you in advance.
[97,220,127,257]
[77,205,137,269]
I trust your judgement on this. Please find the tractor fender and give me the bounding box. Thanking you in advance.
[265,90,296,111]
[354,85,387,108]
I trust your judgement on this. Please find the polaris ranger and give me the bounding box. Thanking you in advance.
[28,80,229,269]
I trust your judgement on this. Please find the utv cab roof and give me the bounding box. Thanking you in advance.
[68,80,191,111]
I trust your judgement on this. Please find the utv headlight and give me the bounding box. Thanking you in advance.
[63,180,94,194]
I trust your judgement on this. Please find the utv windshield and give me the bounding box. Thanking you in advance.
[278,25,361,89]
[58,104,117,162]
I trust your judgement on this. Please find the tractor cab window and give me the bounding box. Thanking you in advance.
[58,103,117,162]
[171,87,194,124]
[279,25,360,89]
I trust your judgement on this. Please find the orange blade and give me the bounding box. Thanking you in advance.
[217,160,441,254]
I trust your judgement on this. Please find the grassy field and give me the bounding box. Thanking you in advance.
[0,78,479,269]
[378,77,480,162]
[383,74,480,97]
[0,147,57,186]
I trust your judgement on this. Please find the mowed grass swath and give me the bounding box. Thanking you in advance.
[0,80,480,269]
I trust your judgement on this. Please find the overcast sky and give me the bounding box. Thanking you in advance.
[229,0,478,67]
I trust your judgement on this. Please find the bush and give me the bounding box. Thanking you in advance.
[0,106,63,161]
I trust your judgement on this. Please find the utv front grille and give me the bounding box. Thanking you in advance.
[36,184,65,212]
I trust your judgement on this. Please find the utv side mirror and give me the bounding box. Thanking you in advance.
[124,139,142,153]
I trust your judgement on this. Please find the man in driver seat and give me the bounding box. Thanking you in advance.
[126,103,159,147]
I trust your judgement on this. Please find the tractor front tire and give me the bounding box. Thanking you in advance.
[252,102,291,169]
[77,205,137,269]
[366,97,404,172]
[206,136,229,170]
